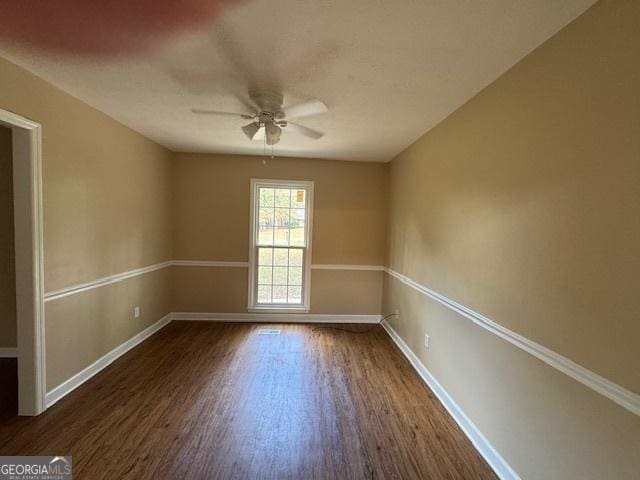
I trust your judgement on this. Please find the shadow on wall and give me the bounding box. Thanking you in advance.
[0,125,17,349]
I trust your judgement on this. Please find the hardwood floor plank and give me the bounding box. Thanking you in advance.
[0,322,497,479]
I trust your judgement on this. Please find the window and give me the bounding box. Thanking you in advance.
[248,179,314,311]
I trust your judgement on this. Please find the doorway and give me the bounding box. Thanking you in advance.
[0,124,18,418]
[0,109,45,416]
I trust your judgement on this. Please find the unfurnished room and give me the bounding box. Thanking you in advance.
[0,0,638,479]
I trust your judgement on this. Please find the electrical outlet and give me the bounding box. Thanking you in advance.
[134,306,140,318]
[395,308,400,320]
[424,334,430,349]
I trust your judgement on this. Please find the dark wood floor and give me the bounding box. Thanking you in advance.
[0,322,496,479]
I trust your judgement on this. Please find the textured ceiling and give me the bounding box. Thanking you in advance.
[0,0,596,162]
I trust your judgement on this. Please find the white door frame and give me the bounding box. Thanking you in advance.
[0,108,46,416]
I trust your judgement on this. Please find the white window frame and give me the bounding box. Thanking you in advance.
[247,178,314,312]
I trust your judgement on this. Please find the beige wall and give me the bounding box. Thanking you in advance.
[172,153,387,314]
[383,0,640,478]
[0,125,16,347]
[0,56,174,389]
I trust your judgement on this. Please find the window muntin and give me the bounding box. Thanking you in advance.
[249,180,313,310]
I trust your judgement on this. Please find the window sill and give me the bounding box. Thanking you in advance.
[247,307,310,314]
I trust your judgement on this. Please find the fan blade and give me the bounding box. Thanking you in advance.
[166,67,259,115]
[286,122,324,140]
[242,122,261,140]
[191,108,255,119]
[233,93,261,116]
[282,99,328,120]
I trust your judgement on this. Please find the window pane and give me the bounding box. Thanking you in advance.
[258,208,274,245]
[275,189,290,208]
[273,285,287,303]
[273,248,289,266]
[289,249,303,266]
[259,188,275,207]
[291,208,305,223]
[257,285,272,304]
[273,266,288,285]
[290,189,305,209]
[290,208,306,246]
[287,286,302,304]
[273,208,290,245]
[258,247,273,266]
[258,266,272,285]
[288,267,302,286]
[274,208,290,226]
[290,224,305,246]
[274,227,289,245]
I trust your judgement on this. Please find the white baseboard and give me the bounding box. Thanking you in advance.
[171,312,380,324]
[381,319,520,480]
[0,347,18,358]
[45,313,172,408]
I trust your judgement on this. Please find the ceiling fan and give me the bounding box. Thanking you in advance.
[192,89,327,145]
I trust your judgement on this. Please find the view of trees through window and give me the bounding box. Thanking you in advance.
[255,186,308,305]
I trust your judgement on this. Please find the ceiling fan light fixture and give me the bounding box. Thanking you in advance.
[265,121,282,145]
[241,121,261,140]
[194,90,327,145]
